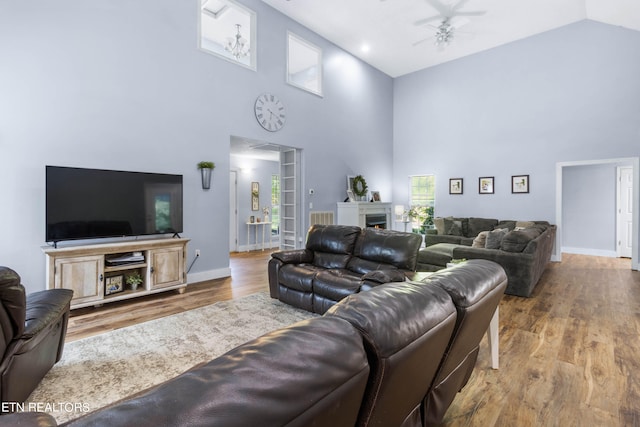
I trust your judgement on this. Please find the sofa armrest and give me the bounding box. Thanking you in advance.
[270,249,313,265]
[359,269,407,292]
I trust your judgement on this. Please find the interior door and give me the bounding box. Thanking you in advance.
[229,170,238,252]
[617,166,633,258]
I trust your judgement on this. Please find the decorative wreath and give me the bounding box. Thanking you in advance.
[352,175,368,197]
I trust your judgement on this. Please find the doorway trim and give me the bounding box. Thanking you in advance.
[555,157,639,270]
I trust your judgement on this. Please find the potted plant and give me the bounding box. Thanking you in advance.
[197,161,215,190]
[126,271,143,291]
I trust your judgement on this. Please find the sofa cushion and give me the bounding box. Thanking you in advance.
[467,218,498,238]
[312,252,352,269]
[485,228,508,249]
[496,220,516,231]
[444,219,463,236]
[501,227,543,252]
[306,224,361,256]
[352,228,422,271]
[348,257,398,275]
[313,270,363,301]
[472,231,489,248]
[279,264,322,292]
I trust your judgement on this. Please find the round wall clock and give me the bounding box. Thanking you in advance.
[254,93,286,132]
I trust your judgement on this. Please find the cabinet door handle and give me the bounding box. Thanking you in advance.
[99,274,103,282]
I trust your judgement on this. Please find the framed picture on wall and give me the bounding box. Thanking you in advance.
[512,175,530,193]
[251,182,259,211]
[449,178,463,194]
[479,177,494,194]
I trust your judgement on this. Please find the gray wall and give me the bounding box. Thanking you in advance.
[0,0,394,292]
[393,20,640,258]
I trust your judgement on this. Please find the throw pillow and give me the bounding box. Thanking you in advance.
[472,231,489,248]
[485,228,508,249]
[515,221,536,230]
[444,219,463,236]
[433,217,446,235]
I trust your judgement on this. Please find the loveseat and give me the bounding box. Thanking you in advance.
[417,217,556,297]
[5,260,507,427]
[268,224,423,313]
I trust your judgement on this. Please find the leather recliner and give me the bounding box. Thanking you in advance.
[326,281,458,427]
[414,260,508,426]
[0,266,73,403]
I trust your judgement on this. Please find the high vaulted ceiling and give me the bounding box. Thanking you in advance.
[261,0,640,77]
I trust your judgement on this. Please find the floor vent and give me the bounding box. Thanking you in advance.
[309,211,334,226]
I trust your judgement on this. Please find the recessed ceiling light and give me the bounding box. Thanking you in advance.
[361,44,370,53]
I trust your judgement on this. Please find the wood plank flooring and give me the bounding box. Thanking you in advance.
[65,252,640,426]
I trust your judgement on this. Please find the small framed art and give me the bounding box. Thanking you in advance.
[371,191,381,202]
[512,175,529,193]
[449,178,463,195]
[105,275,124,295]
[251,182,259,211]
[479,177,494,194]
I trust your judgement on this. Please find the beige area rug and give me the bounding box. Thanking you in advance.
[27,293,317,423]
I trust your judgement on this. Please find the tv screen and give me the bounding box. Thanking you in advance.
[46,166,183,243]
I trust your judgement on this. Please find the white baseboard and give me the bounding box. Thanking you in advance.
[238,242,280,252]
[561,247,618,258]
[187,267,231,284]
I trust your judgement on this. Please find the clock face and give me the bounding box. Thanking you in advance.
[254,93,286,132]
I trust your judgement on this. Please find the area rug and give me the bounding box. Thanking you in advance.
[27,292,316,423]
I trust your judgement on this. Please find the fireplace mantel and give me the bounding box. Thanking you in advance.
[336,202,392,229]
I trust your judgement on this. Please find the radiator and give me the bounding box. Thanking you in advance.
[309,211,334,226]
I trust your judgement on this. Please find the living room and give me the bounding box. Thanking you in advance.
[1,0,639,424]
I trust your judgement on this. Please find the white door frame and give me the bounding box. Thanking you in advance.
[229,170,238,252]
[617,166,634,258]
[555,157,639,270]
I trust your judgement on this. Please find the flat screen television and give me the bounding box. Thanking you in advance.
[46,166,183,243]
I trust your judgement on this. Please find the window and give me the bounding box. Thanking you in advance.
[199,0,256,70]
[271,174,280,235]
[287,32,322,96]
[409,175,435,231]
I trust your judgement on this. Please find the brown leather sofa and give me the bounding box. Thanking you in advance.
[4,260,507,427]
[0,266,73,403]
[268,224,423,314]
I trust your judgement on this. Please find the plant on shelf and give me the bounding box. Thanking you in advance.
[197,161,215,190]
[126,271,143,291]
[352,175,368,199]
[197,161,215,169]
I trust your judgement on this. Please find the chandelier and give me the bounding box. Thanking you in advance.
[434,20,454,46]
[225,24,250,60]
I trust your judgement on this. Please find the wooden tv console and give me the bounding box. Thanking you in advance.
[43,238,189,310]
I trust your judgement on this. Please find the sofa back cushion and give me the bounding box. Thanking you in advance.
[305,225,361,269]
[351,228,423,271]
[65,317,370,427]
[326,281,456,427]
[467,218,499,237]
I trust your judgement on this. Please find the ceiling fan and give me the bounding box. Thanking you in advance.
[413,0,486,47]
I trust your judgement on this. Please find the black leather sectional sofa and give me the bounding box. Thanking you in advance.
[7,260,507,427]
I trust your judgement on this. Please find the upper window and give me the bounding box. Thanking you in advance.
[287,32,323,96]
[409,175,435,207]
[200,0,256,70]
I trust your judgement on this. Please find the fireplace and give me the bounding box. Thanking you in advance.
[336,202,392,230]
[366,214,387,229]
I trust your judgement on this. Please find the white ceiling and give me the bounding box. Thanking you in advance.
[261,0,640,77]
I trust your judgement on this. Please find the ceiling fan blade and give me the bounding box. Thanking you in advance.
[450,17,470,29]
[412,37,432,47]
[455,10,486,17]
[413,14,442,26]
[424,0,451,16]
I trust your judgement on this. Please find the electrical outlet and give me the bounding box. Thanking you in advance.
[195,249,201,257]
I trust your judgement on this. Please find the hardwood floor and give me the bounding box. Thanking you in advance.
[65,251,640,426]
